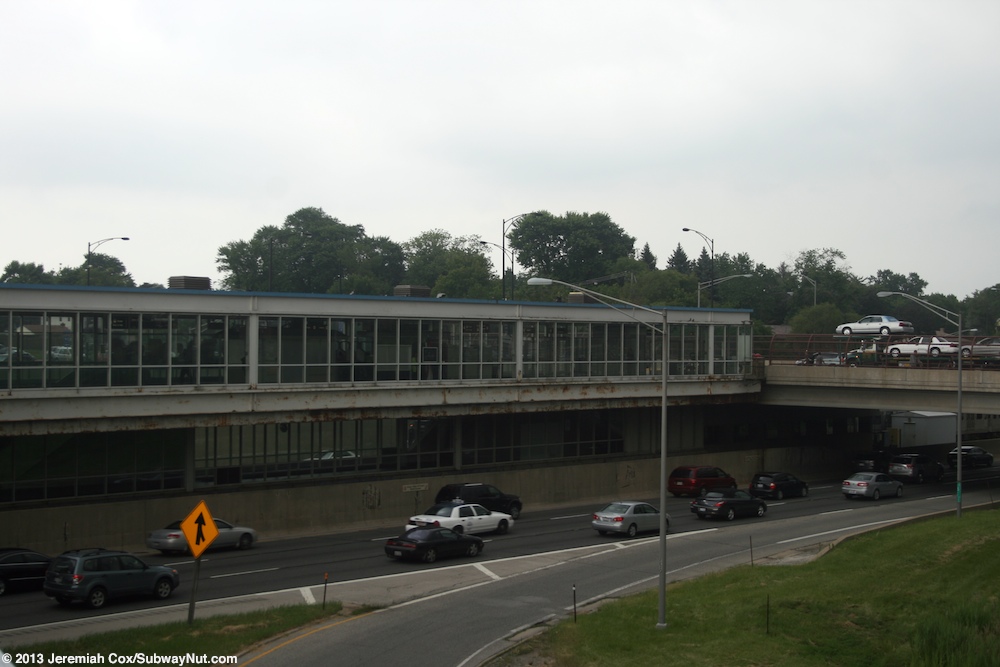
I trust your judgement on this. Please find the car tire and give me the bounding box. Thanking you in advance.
[422,548,437,563]
[916,472,925,483]
[508,505,522,520]
[880,327,891,336]
[841,327,852,336]
[238,533,253,550]
[87,587,107,609]
[496,520,508,535]
[896,486,903,498]
[597,529,608,535]
[452,525,464,535]
[153,578,173,601]
[466,543,480,557]
[756,505,765,517]
[775,490,784,500]
[627,523,638,538]
[695,514,706,520]
[844,494,851,500]
[801,486,809,498]
[725,508,736,521]
[56,596,72,606]
[890,348,901,358]
[872,489,881,500]
[930,348,941,357]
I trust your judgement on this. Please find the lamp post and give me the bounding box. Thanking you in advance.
[682,227,714,307]
[86,237,130,286]
[801,275,817,306]
[696,274,752,308]
[500,214,527,302]
[877,291,963,517]
[479,240,517,300]
[527,276,670,628]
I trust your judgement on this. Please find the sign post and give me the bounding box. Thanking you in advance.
[181,500,219,624]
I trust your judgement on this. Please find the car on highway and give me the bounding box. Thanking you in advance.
[406,502,513,535]
[435,483,522,519]
[887,454,944,483]
[851,449,892,473]
[835,315,914,337]
[885,336,958,358]
[795,351,844,366]
[842,472,903,500]
[960,337,1000,358]
[0,548,52,596]
[591,501,669,537]
[43,548,179,609]
[948,446,994,469]
[384,527,484,563]
[145,518,257,555]
[668,465,737,497]
[690,489,767,521]
[748,472,809,499]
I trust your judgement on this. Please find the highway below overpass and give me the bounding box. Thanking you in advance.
[2,466,999,665]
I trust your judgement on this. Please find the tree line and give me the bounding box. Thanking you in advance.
[3,206,998,336]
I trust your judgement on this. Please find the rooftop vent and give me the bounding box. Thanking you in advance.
[168,276,212,290]
[393,285,431,297]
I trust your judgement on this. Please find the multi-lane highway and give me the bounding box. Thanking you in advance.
[2,467,998,665]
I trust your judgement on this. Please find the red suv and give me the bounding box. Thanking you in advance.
[669,466,737,497]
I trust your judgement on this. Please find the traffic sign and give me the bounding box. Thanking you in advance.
[181,500,219,559]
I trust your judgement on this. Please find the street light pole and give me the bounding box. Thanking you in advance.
[696,274,752,308]
[682,227,714,307]
[527,276,670,628]
[86,236,130,286]
[501,214,527,301]
[801,275,817,306]
[480,241,516,301]
[877,291,963,517]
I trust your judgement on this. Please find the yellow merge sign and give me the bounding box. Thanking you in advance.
[181,500,219,559]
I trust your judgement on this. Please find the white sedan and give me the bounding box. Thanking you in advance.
[834,315,914,336]
[406,502,513,535]
[885,336,958,358]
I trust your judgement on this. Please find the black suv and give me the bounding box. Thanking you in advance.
[435,483,522,519]
[43,548,179,609]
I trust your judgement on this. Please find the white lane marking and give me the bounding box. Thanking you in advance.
[821,509,854,515]
[776,517,914,544]
[210,567,280,579]
[474,563,501,580]
[551,513,591,520]
[300,587,316,604]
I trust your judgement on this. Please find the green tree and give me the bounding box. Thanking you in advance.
[639,243,657,270]
[666,244,691,274]
[216,207,403,294]
[1,261,55,284]
[788,303,845,334]
[508,210,636,285]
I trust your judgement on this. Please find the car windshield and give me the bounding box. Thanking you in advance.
[405,529,435,540]
[669,467,693,477]
[49,557,76,574]
[599,503,630,513]
[848,473,874,481]
[423,504,458,517]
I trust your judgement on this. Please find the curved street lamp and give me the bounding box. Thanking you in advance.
[499,214,527,301]
[527,276,670,629]
[479,240,517,300]
[696,274,752,308]
[877,291,963,517]
[86,236,130,286]
[682,227,715,306]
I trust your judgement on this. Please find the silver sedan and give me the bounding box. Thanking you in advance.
[591,501,669,537]
[146,518,257,555]
[842,472,903,500]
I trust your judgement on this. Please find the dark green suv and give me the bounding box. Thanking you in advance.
[43,548,180,609]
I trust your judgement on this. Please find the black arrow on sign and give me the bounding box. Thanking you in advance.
[194,513,206,545]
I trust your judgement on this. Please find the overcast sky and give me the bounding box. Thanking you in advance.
[3,1,999,299]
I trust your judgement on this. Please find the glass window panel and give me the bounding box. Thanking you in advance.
[353,319,374,381]
[441,320,461,380]
[331,318,351,382]
[47,312,76,365]
[171,315,198,385]
[399,319,419,380]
